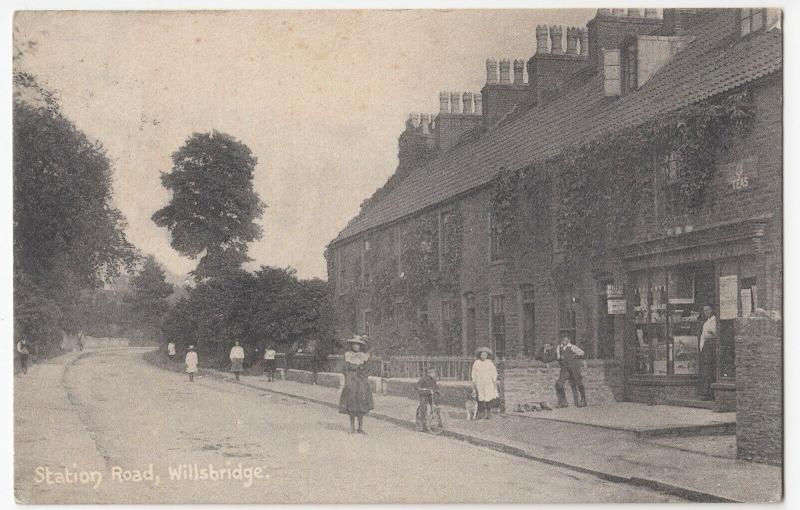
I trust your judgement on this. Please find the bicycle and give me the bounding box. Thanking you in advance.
[415,388,447,435]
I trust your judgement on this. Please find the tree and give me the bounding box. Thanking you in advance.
[152,131,265,280]
[14,73,139,355]
[127,255,174,342]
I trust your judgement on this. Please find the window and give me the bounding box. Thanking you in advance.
[603,48,621,96]
[491,295,506,358]
[740,8,765,36]
[558,287,577,343]
[521,286,536,358]
[439,210,455,269]
[418,301,429,325]
[655,151,681,220]
[441,299,452,324]
[362,239,371,286]
[337,252,347,295]
[623,43,637,93]
[489,212,505,261]
[393,299,406,326]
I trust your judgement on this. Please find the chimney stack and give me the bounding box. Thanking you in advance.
[579,28,589,56]
[536,25,549,54]
[644,8,658,19]
[486,58,498,84]
[450,91,461,113]
[439,91,450,113]
[513,59,525,84]
[499,59,511,84]
[474,94,482,115]
[566,27,579,56]
[597,8,612,16]
[411,113,420,129]
[549,25,563,54]
[462,92,474,113]
[611,8,626,16]
[422,113,432,133]
[627,8,642,17]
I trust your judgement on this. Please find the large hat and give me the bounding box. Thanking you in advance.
[345,335,367,346]
[188,345,195,350]
[475,346,493,357]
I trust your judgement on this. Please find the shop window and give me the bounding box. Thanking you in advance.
[558,287,577,343]
[491,295,506,358]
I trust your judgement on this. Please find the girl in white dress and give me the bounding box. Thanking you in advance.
[185,345,198,382]
[471,347,499,419]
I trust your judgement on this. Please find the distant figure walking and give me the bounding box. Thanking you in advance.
[230,341,245,381]
[185,345,198,382]
[77,331,85,352]
[16,339,30,375]
[263,345,277,381]
[471,347,499,419]
[338,336,374,434]
[167,341,176,361]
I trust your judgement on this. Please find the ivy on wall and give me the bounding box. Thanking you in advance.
[329,209,464,356]
[492,89,755,279]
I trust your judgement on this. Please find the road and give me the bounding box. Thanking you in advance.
[15,348,680,504]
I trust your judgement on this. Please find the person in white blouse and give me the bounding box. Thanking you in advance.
[698,305,718,400]
[471,347,499,419]
[185,345,198,382]
[230,341,245,381]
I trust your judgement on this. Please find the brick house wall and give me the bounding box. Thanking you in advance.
[735,317,782,465]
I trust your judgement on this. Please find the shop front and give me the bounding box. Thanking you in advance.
[619,216,771,410]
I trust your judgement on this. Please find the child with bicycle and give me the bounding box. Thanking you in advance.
[416,367,439,423]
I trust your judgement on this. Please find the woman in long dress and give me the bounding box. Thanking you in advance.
[338,336,374,434]
[471,347,499,419]
[185,345,198,382]
[230,341,245,380]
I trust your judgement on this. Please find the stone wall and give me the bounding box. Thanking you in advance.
[502,359,623,408]
[735,317,782,465]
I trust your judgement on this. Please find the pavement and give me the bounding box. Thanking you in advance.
[15,348,684,504]
[149,352,783,503]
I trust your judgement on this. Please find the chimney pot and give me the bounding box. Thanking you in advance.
[499,59,511,84]
[411,113,421,129]
[611,8,626,16]
[513,59,525,84]
[420,113,431,133]
[439,91,450,113]
[462,92,474,113]
[485,58,498,84]
[597,8,612,16]
[627,8,642,17]
[566,27,579,56]
[579,28,589,57]
[535,25,549,54]
[474,94,483,115]
[450,91,461,113]
[644,8,658,18]
[549,25,563,54]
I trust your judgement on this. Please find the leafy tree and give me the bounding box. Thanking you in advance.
[127,255,174,342]
[152,132,265,280]
[13,73,139,355]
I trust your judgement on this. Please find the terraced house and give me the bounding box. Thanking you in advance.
[326,7,782,429]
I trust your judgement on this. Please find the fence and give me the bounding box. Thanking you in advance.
[381,355,474,381]
[273,353,474,381]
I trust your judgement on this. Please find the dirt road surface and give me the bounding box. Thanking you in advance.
[15,348,681,504]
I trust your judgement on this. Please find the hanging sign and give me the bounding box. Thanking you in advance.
[607,284,624,299]
[608,299,626,315]
[719,275,739,320]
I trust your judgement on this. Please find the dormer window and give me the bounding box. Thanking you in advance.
[603,48,622,96]
[740,8,782,37]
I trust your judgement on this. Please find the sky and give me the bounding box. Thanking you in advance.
[13,9,595,280]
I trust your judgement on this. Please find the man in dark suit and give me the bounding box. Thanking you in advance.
[542,336,587,408]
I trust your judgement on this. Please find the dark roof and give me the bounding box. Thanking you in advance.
[332,14,782,246]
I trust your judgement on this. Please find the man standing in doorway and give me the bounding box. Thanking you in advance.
[543,336,587,408]
[698,305,718,400]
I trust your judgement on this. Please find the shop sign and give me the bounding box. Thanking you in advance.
[606,284,624,300]
[719,275,739,320]
[607,298,626,315]
[723,156,757,191]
